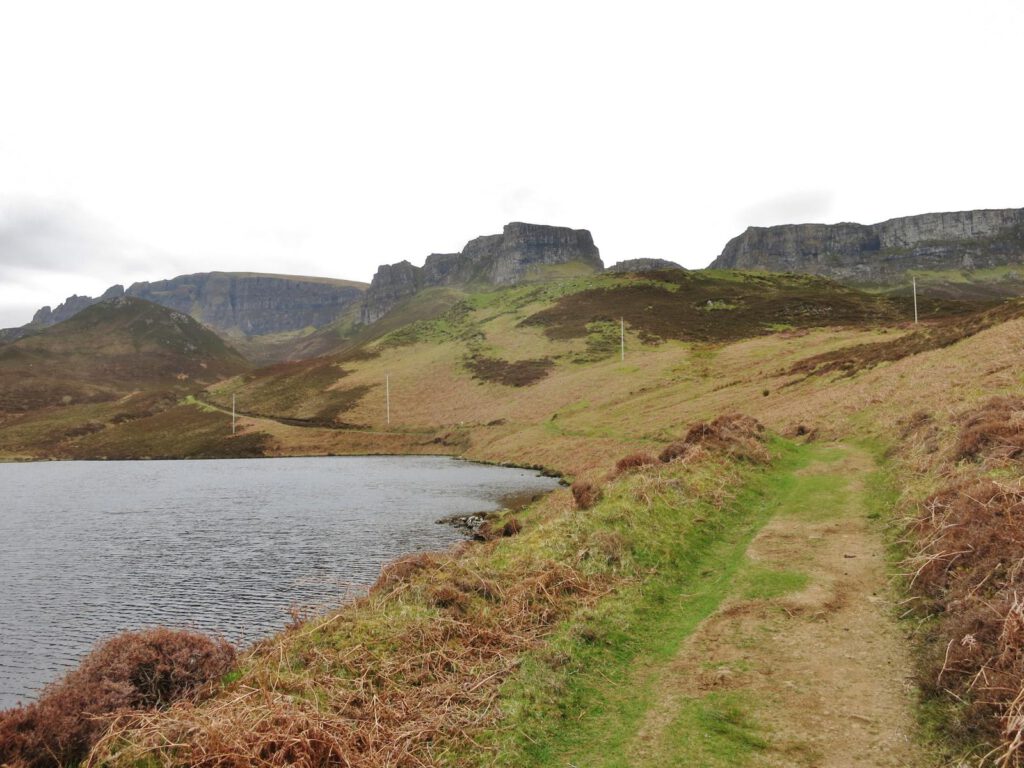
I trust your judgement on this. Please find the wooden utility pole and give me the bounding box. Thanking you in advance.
[913,276,918,325]
[386,373,390,426]
[231,394,236,435]
[620,318,625,362]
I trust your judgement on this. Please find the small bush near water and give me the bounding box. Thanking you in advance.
[0,628,234,768]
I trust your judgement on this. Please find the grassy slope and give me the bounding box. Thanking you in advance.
[0,298,257,460]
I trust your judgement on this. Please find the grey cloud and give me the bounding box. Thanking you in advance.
[736,190,836,228]
[0,199,163,279]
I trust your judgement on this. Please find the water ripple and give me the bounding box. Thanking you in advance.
[0,456,558,708]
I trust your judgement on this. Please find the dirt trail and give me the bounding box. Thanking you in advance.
[629,445,926,767]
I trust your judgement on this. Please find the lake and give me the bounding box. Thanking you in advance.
[0,456,560,709]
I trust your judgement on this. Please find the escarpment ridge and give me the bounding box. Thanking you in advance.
[710,207,1024,282]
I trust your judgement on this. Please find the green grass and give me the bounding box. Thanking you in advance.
[736,565,809,600]
[460,439,824,768]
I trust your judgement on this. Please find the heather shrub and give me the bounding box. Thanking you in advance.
[0,627,235,768]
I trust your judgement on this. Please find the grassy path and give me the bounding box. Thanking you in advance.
[529,443,927,767]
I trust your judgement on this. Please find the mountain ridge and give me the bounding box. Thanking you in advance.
[710,206,1024,283]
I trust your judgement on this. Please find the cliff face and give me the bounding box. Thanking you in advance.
[710,208,1024,282]
[17,273,367,339]
[126,273,365,336]
[360,222,601,323]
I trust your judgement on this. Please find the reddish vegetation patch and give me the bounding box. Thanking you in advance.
[466,356,554,387]
[954,395,1024,463]
[788,299,1024,379]
[910,478,1024,748]
[905,397,1024,759]
[521,272,900,344]
[612,452,658,476]
[571,481,602,510]
[661,413,768,464]
[0,628,235,768]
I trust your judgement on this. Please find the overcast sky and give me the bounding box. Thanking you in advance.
[1,0,1022,327]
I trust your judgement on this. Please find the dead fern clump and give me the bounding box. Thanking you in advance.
[612,452,658,476]
[0,628,234,768]
[908,476,1024,752]
[678,413,768,463]
[910,478,1024,603]
[571,480,602,510]
[954,396,1024,464]
[88,556,607,768]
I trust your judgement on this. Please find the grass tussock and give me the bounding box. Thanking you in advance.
[0,628,234,768]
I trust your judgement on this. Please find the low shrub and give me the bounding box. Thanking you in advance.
[0,628,235,768]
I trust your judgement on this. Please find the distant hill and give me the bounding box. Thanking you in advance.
[710,207,1024,293]
[0,296,249,413]
[5,272,369,362]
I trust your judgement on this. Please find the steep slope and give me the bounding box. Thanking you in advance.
[710,207,1024,286]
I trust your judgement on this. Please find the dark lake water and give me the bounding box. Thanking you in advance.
[0,456,560,709]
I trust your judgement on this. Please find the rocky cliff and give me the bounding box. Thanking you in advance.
[14,273,367,340]
[710,207,1024,282]
[360,222,602,323]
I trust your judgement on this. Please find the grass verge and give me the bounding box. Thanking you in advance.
[457,438,815,767]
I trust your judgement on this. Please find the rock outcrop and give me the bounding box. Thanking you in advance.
[30,285,125,327]
[710,207,1024,282]
[360,222,601,323]
[606,258,685,273]
[13,273,367,340]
